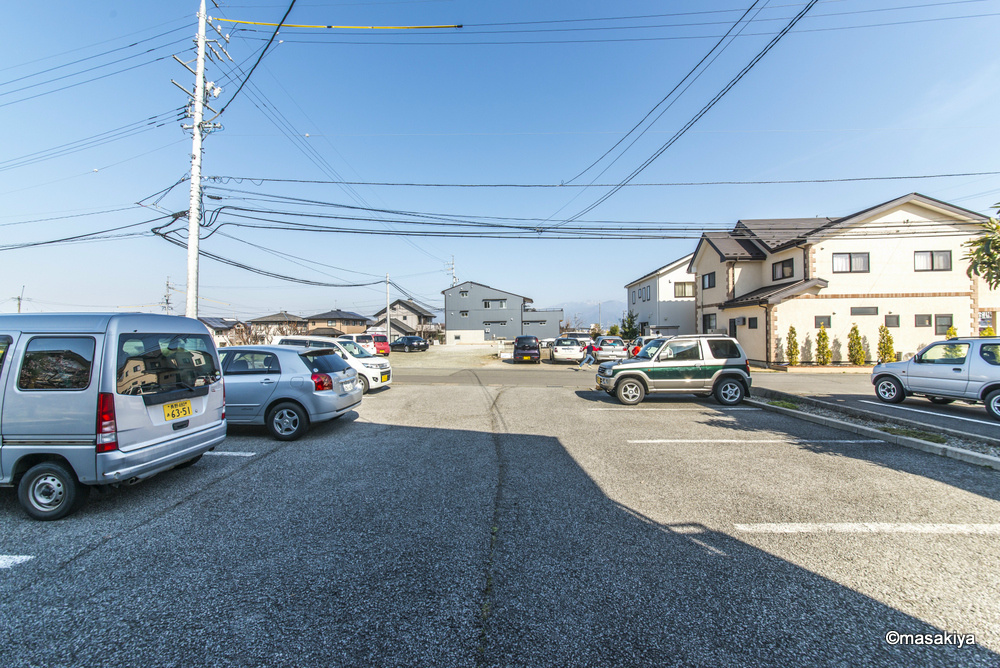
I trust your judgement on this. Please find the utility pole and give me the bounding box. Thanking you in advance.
[174,0,227,318]
[16,286,24,313]
[162,278,173,314]
[446,256,457,286]
[385,274,391,339]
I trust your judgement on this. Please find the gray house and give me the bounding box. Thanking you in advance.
[442,281,563,343]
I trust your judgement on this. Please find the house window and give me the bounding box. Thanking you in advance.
[832,253,869,273]
[674,282,695,298]
[460,291,468,297]
[483,301,491,309]
[935,314,953,336]
[914,251,952,272]
[850,307,878,316]
[885,315,900,328]
[702,313,717,332]
[499,300,506,309]
[460,311,469,318]
[631,290,636,304]
[815,316,831,328]
[772,258,794,281]
[915,314,932,327]
[701,272,716,289]
[748,317,758,329]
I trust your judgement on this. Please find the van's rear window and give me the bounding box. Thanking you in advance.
[117,333,219,395]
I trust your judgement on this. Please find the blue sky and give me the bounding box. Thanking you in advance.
[3,0,999,323]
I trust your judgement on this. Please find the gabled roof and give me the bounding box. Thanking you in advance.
[371,316,416,335]
[442,281,532,304]
[372,299,436,319]
[306,309,371,322]
[625,253,694,288]
[735,218,834,252]
[250,311,305,324]
[689,232,766,271]
[720,278,829,309]
[308,326,344,337]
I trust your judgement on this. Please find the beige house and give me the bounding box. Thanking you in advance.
[305,309,371,335]
[624,253,696,336]
[689,193,999,365]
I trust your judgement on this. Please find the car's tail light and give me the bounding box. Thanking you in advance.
[96,392,118,453]
[312,372,333,391]
[221,378,226,421]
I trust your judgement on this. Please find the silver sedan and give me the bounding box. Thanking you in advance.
[594,336,628,362]
[220,345,362,440]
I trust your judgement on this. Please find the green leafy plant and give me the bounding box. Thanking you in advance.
[815,324,832,365]
[877,324,895,363]
[848,323,865,365]
[945,325,958,340]
[608,324,620,336]
[620,311,639,340]
[964,215,1000,290]
[786,326,800,366]
[983,326,996,337]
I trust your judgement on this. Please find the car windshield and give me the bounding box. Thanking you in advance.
[373,336,387,343]
[341,340,374,358]
[555,338,578,346]
[634,339,665,360]
[602,338,624,346]
[357,336,373,344]
[515,338,537,347]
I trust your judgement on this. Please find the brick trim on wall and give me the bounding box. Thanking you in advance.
[795,292,972,300]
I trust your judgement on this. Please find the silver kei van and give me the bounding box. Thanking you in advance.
[0,313,227,520]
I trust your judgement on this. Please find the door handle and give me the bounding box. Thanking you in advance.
[952,368,963,372]
[260,379,275,385]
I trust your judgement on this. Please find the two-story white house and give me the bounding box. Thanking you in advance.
[624,253,696,336]
[689,193,999,365]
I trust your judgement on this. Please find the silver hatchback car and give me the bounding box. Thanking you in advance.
[872,337,1000,420]
[594,336,628,362]
[220,345,362,440]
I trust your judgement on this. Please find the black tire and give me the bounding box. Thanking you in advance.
[695,392,711,398]
[714,378,745,406]
[874,376,905,404]
[266,402,310,441]
[360,375,370,394]
[928,397,955,405]
[173,454,203,470]
[17,462,88,521]
[404,345,411,353]
[986,389,1000,421]
[616,378,645,405]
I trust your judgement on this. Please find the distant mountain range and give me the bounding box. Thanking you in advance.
[551,300,628,331]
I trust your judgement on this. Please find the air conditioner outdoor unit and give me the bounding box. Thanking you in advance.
[734,317,746,326]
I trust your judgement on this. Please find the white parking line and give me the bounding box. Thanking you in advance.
[735,523,1000,534]
[0,555,34,569]
[859,400,993,426]
[204,451,256,457]
[627,439,883,444]
[590,407,761,411]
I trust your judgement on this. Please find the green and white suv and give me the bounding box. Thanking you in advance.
[596,334,752,406]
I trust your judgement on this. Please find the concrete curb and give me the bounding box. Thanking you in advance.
[752,387,1000,449]
[747,398,1000,472]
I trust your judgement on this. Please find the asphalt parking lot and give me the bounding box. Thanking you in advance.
[1,352,999,667]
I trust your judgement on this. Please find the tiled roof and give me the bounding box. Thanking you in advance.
[721,278,828,309]
[306,309,371,322]
[250,311,305,324]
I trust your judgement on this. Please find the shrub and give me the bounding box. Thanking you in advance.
[608,324,620,336]
[786,326,800,366]
[877,325,895,363]
[945,325,958,340]
[848,323,865,365]
[816,324,832,365]
[983,326,996,337]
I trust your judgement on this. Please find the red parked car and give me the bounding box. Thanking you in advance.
[372,334,390,356]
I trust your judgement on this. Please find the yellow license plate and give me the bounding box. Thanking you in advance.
[522,356,531,360]
[381,373,389,382]
[163,400,193,421]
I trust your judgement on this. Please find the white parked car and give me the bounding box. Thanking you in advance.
[272,335,391,394]
[549,337,586,363]
[338,333,378,356]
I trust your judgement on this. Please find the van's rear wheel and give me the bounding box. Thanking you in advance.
[928,397,955,405]
[266,402,309,441]
[360,376,370,394]
[17,462,88,521]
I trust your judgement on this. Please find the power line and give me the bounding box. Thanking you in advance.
[558,0,822,226]
[205,170,1000,189]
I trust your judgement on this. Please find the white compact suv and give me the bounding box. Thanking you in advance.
[272,335,391,394]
